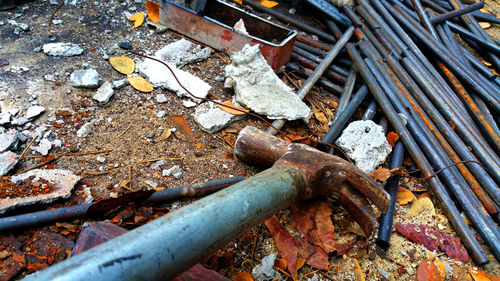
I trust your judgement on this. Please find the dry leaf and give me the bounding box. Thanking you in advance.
[128,76,153,92]
[353,258,365,281]
[434,260,447,281]
[479,22,491,29]
[312,104,329,125]
[218,100,249,115]
[233,272,254,281]
[274,258,287,271]
[397,223,470,262]
[233,0,242,4]
[480,8,492,14]
[369,167,391,182]
[169,115,196,142]
[109,56,135,75]
[470,267,493,281]
[480,57,492,66]
[129,12,145,28]
[417,259,442,281]
[146,0,160,23]
[264,216,298,279]
[259,0,279,8]
[312,200,337,253]
[397,187,416,205]
[406,197,435,217]
[386,131,399,147]
[159,128,172,141]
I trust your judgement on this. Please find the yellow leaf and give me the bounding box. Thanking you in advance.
[109,56,135,75]
[146,1,160,23]
[352,258,365,281]
[397,187,416,205]
[233,272,254,281]
[480,8,491,14]
[434,260,447,281]
[479,22,491,29]
[406,196,435,217]
[217,100,249,115]
[259,0,279,8]
[129,12,145,28]
[128,76,153,92]
[480,57,492,66]
[233,0,242,4]
[159,128,172,141]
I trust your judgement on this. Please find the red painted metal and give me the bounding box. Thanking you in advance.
[159,0,297,69]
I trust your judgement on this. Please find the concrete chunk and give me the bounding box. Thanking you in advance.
[42,42,83,56]
[0,129,19,152]
[0,151,18,176]
[335,120,392,173]
[93,82,114,104]
[26,105,45,120]
[154,39,211,67]
[70,69,101,89]
[225,44,310,120]
[194,101,245,133]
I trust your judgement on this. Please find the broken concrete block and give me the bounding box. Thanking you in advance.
[26,105,45,120]
[111,79,129,89]
[252,253,276,281]
[154,39,211,68]
[136,58,210,103]
[194,101,245,133]
[156,94,168,103]
[31,138,52,156]
[335,120,392,173]
[42,42,83,56]
[0,151,18,176]
[0,129,19,152]
[162,165,182,179]
[93,82,114,104]
[76,122,92,138]
[70,69,101,89]
[1,169,80,213]
[225,44,310,120]
[0,113,11,126]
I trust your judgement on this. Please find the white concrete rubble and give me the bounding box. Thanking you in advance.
[26,105,45,119]
[156,94,168,103]
[70,69,101,88]
[252,253,276,281]
[1,169,81,213]
[335,120,392,173]
[76,122,92,138]
[93,82,114,104]
[0,129,20,152]
[32,138,52,156]
[0,151,17,176]
[193,101,246,133]
[154,39,211,67]
[225,44,310,120]
[137,59,210,103]
[162,165,182,179]
[111,79,129,89]
[42,42,83,56]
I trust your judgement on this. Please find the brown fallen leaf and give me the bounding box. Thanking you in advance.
[406,196,435,217]
[470,267,494,281]
[397,187,416,205]
[217,100,249,115]
[434,259,447,281]
[109,56,135,75]
[295,238,330,270]
[128,76,153,92]
[368,167,391,182]
[233,272,254,281]
[386,131,399,147]
[146,1,160,23]
[274,258,287,271]
[129,12,145,28]
[169,115,196,142]
[417,259,442,281]
[264,216,298,279]
[397,223,470,262]
[159,128,172,141]
[312,200,337,253]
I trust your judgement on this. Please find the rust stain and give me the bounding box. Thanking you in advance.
[220,30,232,42]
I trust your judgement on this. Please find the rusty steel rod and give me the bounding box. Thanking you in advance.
[346,42,489,265]
[448,22,500,56]
[430,2,484,24]
[291,53,347,84]
[0,176,244,233]
[267,26,355,136]
[334,66,357,122]
[285,62,343,95]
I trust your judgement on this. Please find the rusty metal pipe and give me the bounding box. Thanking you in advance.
[334,66,357,122]
[430,2,484,24]
[285,62,343,95]
[448,22,500,56]
[346,42,490,265]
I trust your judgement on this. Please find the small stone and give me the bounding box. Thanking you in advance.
[251,254,276,281]
[156,94,168,103]
[26,105,45,120]
[182,100,197,108]
[194,101,245,133]
[11,117,29,126]
[96,156,106,163]
[145,180,158,189]
[226,44,310,120]
[156,111,166,118]
[76,122,92,138]
[150,160,165,169]
[119,42,133,50]
[146,20,168,34]
[43,42,83,56]
[70,69,101,88]
[0,59,9,67]
[111,79,129,89]
[0,129,20,152]
[52,19,63,25]
[162,165,182,179]
[17,23,29,31]
[335,120,392,173]
[0,113,11,125]
[32,138,52,156]
[153,39,211,68]
[93,82,114,104]
[214,76,224,82]
[0,151,17,176]
[44,74,56,81]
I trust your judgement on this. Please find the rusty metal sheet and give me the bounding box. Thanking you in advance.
[159,0,297,69]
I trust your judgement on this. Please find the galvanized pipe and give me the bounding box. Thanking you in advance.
[346,43,489,265]
[291,53,347,84]
[334,66,357,122]
[362,99,378,121]
[430,2,484,24]
[285,62,343,95]
[448,22,500,56]
[293,46,350,76]
[267,26,354,135]
[21,167,306,281]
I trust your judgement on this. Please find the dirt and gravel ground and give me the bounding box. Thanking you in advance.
[0,0,499,280]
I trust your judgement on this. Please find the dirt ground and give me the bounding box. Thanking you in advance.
[0,0,499,280]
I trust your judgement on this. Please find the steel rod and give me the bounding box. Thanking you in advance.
[285,62,343,95]
[334,66,357,122]
[430,2,484,24]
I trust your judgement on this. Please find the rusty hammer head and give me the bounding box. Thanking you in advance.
[235,126,390,235]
